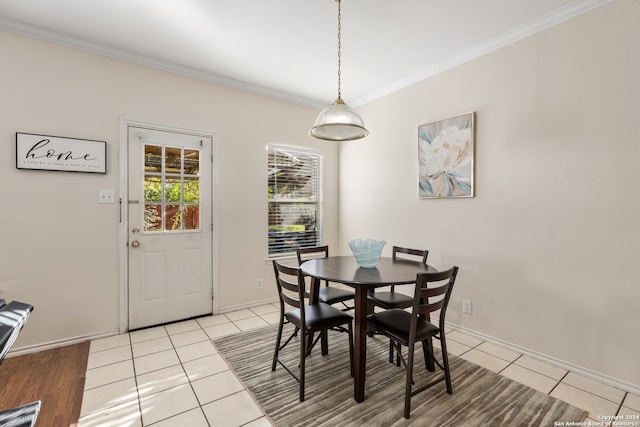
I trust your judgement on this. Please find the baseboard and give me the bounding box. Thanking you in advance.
[447,321,640,396]
[218,298,279,314]
[4,300,282,358]
[5,330,120,358]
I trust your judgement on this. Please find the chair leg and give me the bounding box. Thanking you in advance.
[404,340,416,419]
[321,330,329,355]
[300,330,307,402]
[388,340,403,366]
[440,336,453,394]
[271,319,284,371]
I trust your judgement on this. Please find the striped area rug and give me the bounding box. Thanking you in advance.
[214,325,587,426]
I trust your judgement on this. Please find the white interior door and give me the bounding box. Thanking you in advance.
[128,126,213,330]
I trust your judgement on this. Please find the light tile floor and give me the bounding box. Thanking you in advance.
[79,304,640,426]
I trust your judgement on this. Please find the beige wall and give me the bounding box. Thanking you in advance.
[0,30,339,349]
[339,0,639,391]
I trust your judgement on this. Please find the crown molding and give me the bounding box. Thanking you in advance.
[0,17,325,110]
[0,0,613,110]
[351,0,614,107]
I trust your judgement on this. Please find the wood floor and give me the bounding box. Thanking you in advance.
[0,341,90,427]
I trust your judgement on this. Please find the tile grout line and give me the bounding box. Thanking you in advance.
[82,310,637,425]
[161,321,211,427]
[130,329,144,427]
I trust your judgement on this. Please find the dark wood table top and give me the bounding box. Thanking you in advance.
[300,256,437,286]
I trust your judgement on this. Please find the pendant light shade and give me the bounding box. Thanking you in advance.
[310,0,368,141]
[310,97,368,141]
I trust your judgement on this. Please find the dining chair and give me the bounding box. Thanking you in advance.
[367,266,458,419]
[271,260,354,402]
[367,246,428,364]
[296,246,355,312]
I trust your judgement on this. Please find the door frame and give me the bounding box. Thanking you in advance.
[118,118,219,333]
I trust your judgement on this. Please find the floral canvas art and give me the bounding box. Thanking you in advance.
[418,112,475,198]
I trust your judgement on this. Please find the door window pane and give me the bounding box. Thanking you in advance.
[165,205,181,231]
[144,146,162,173]
[165,177,183,203]
[184,177,200,203]
[184,149,200,174]
[143,144,201,233]
[144,204,162,231]
[144,175,162,202]
[165,147,182,173]
[183,205,200,230]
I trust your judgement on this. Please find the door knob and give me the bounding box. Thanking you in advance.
[131,240,140,248]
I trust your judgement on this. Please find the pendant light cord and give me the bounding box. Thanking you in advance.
[337,0,342,99]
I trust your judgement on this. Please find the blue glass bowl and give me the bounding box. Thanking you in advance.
[348,239,387,268]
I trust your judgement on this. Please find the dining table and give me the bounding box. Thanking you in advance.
[300,255,437,403]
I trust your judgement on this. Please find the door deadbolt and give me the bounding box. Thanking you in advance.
[132,227,140,233]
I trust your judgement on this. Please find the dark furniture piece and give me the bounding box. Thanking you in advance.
[367,267,459,418]
[300,256,436,403]
[0,300,34,366]
[271,261,354,401]
[367,246,429,365]
[0,299,40,427]
[297,246,355,311]
[0,402,41,427]
[368,247,429,310]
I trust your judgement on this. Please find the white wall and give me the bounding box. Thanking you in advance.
[339,0,639,391]
[0,30,339,349]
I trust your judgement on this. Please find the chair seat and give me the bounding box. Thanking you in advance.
[286,303,353,332]
[367,309,439,344]
[319,287,355,305]
[367,291,413,310]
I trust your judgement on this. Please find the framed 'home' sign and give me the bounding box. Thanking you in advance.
[16,132,106,174]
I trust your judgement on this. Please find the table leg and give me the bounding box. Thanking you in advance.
[353,287,367,402]
[422,337,435,371]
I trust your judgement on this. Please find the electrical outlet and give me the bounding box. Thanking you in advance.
[462,299,472,314]
[256,278,263,289]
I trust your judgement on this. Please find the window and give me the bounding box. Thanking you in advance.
[268,145,322,257]
[143,144,201,232]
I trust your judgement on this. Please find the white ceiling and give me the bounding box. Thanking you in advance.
[0,0,611,109]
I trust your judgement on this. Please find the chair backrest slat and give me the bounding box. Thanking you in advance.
[273,260,307,316]
[412,267,458,326]
[279,283,302,309]
[296,246,329,264]
[420,282,450,298]
[392,246,428,265]
[296,246,330,287]
[387,246,429,292]
[417,299,446,316]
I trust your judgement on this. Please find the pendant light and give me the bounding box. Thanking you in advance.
[310,0,368,141]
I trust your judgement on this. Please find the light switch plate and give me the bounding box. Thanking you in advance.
[98,189,115,204]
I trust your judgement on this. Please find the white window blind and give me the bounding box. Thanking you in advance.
[268,145,322,256]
